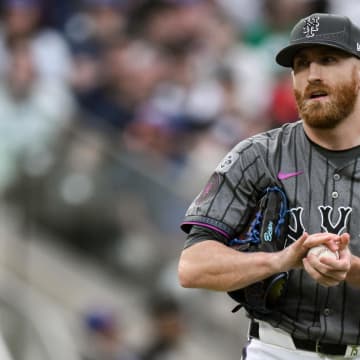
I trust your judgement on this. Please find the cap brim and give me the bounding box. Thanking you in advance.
[275,41,354,67]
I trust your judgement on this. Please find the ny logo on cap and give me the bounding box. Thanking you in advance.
[303,15,320,38]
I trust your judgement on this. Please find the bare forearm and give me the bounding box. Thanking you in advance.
[178,240,280,291]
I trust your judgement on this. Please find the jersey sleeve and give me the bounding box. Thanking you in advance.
[183,225,229,249]
[181,139,271,242]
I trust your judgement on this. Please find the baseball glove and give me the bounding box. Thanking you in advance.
[227,186,290,318]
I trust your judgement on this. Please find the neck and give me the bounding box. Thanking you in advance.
[303,107,360,151]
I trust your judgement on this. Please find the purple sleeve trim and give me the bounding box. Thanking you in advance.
[181,221,231,239]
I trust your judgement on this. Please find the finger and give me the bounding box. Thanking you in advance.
[338,233,350,250]
[295,232,308,246]
[338,246,351,260]
[334,248,352,272]
[303,258,344,286]
[281,232,309,270]
[305,254,348,280]
[287,232,308,252]
[303,233,340,250]
[290,232,309,255]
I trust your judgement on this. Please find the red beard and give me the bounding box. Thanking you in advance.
[294,72,358,129]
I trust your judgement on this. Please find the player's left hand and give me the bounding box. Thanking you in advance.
[302,233,352,287]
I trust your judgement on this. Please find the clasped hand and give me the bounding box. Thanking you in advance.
[278,232,351,287]
[302,232,351,287]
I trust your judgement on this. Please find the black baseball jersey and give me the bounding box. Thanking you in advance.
[181,121,360,345]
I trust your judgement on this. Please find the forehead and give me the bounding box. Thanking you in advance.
[294,45,351,60]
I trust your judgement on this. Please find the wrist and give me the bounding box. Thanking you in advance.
[268,251,284,274]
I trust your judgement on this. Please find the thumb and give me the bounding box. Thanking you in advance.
[292,232,309,252]
[297,232,309,245]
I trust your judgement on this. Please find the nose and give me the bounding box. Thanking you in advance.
[307,61,322,83]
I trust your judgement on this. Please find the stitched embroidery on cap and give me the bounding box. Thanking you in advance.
[303,16,320,38]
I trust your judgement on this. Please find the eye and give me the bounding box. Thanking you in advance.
[293,58,309,71]
[320,55,337,64]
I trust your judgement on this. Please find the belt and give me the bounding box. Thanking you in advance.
[249,321,348,356]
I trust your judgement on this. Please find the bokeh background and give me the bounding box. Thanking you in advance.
[0,0,357,359]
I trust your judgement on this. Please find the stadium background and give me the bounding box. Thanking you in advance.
[0,0,357,359]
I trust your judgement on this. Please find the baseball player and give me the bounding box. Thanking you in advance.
[178,13,360,360]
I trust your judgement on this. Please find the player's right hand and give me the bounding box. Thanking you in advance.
[276,232,341,273]
[274,232,309,272]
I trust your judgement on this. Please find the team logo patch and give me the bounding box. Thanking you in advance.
[195,173,221,205]
[215,151,239,174]
[303,15,320,38]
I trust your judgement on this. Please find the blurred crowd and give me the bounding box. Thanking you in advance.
[0,0,359,359]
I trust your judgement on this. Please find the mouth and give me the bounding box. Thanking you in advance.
[307,90,329,101]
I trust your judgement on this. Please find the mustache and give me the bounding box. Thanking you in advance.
[303,83,331,99]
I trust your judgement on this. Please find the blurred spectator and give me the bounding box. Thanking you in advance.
[0,37,75,193]
[126,0,209,53]
[126,0,215,111]
[241,0,329,77]
[41,0,82,31]
[210,10,273,121]
[65,0,128,95]
[215,0,264,31]
[122,104,198,168]
[244,0,329,47]
[75,37,171,134]
[81,308,141,360]
[0,0,74,83]
[159,5,274,187]
[123,1,252,168]
[141,294,186,360]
